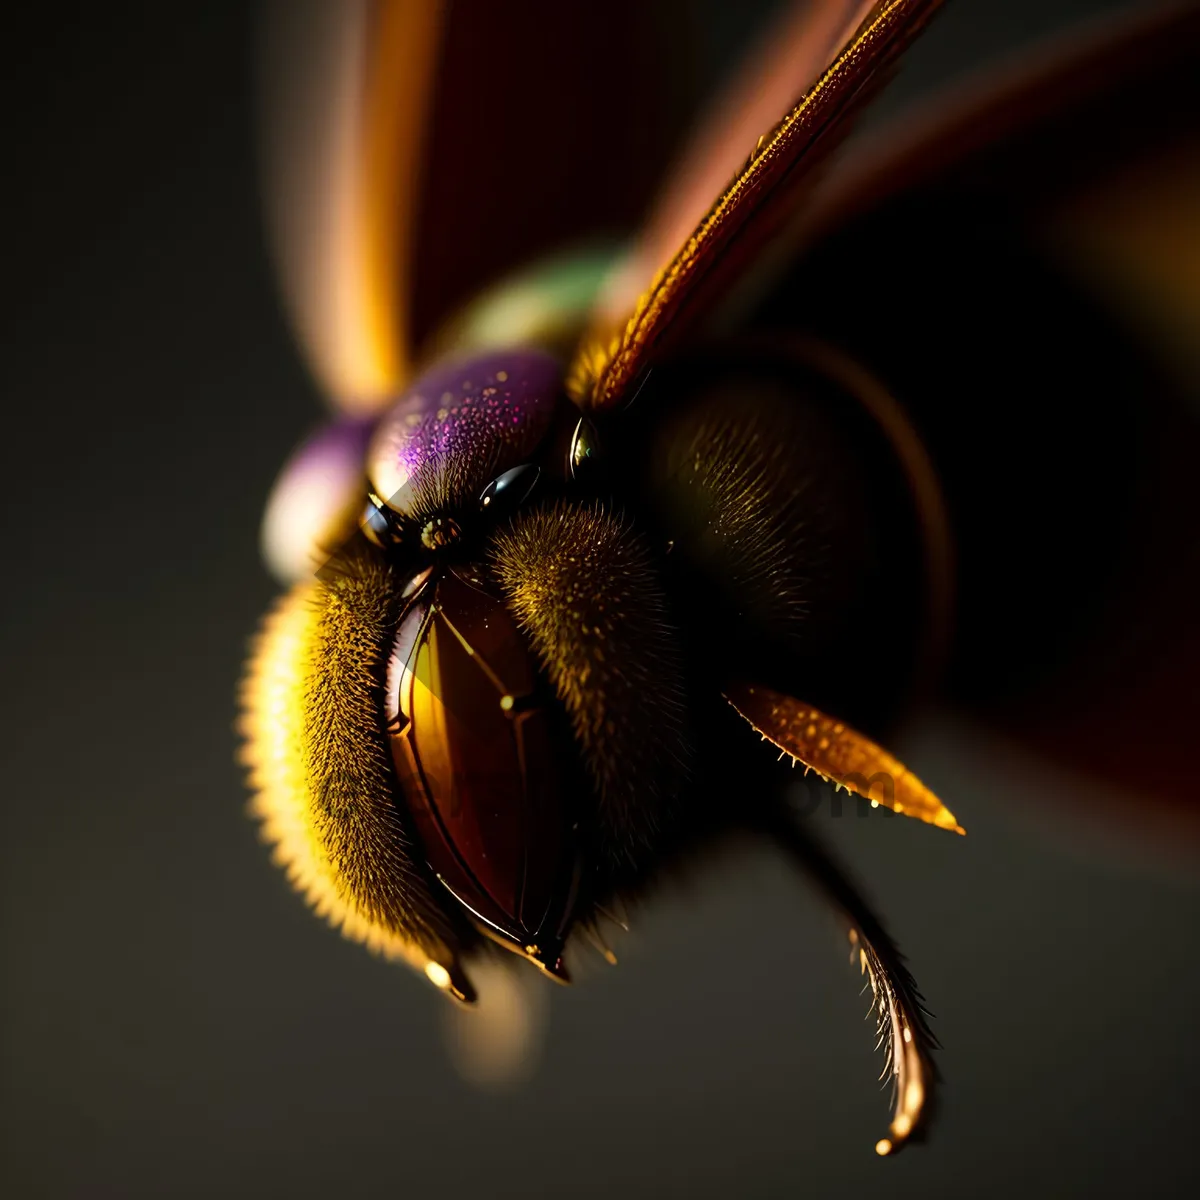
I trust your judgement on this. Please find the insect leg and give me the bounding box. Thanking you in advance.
[762,802,939,1156]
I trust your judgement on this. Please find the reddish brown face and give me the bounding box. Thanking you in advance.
[384,570,577,977]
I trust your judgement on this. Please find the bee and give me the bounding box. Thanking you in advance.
[242,0,1200,1156]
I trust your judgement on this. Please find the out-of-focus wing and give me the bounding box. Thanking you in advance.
[259,0,442,415]
[788,3,1200,282]
[756,4,1200,828]
[404,0,712,356]
[261,0,734,416]
[567,0,943,412]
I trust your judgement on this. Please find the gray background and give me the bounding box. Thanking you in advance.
[3,2,1196,1197]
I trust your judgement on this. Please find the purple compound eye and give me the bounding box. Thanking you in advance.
[367,350,563,522]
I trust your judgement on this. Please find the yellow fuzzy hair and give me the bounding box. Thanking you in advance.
[238,558,462,981]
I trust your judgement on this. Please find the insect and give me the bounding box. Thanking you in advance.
[242,0,1200,1156]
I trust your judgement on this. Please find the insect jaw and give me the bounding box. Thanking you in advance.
[441,873,575,985]
[433,868,576,985]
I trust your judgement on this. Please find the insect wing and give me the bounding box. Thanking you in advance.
[791,3,1200,270]
[260,0,443,414]
[567,0,944,412]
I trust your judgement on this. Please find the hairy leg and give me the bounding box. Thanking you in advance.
[761,800,939,1155]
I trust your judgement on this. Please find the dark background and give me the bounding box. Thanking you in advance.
[3,2,1196,1197]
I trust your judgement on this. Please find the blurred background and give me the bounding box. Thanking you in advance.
[2,2,1197,1197]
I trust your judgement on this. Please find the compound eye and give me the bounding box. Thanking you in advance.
[360,491,395,549]
[479,464,541,515]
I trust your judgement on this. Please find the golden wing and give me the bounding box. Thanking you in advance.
[568,0,944,412]
[259,0,443,414]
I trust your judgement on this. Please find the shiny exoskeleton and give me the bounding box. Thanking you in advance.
[245,0,1137,1160]
[275,336,946,974]
[242,318,961,1158]
[243,0,1200,1160]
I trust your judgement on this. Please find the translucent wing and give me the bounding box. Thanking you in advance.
[400,0,722,356]
[568,0,944,412]
[260,0,442,415]
[261,0,730,417]
[790,3,1200,274]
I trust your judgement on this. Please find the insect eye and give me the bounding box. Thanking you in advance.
[568,417,602,481]
[360,491,397,549]
[479,464,541,514]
